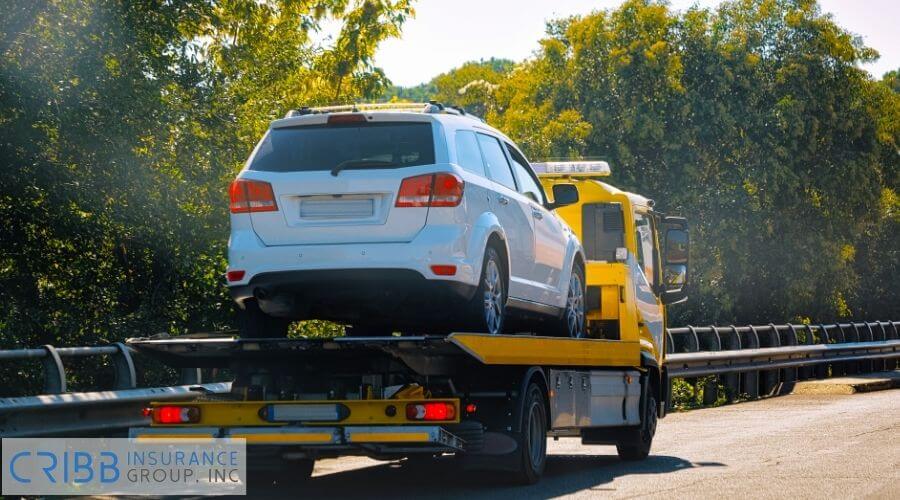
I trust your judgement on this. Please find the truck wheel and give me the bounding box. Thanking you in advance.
[616,393,657,461]
[472,247,507,335]
[512,382,547,484]
[559,263,586,338]
[238,300,289,339]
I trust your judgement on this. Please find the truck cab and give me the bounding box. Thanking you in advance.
[535,161,689,370]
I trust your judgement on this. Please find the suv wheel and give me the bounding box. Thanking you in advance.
[561,263,586,338]
[474,247,506,335]
[238,300,290,339]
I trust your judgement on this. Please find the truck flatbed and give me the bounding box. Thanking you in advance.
[126,333,641,373]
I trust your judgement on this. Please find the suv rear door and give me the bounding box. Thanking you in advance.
[505,143,567,306]
[243,117,436,246]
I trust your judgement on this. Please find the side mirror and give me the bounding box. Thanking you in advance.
[547,184,579,210]
[660,219,689,305]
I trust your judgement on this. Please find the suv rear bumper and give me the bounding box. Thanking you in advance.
[230,269,477,326]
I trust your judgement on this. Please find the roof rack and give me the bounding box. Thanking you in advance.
[284,101,482,121]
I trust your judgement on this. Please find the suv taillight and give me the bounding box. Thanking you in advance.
[230,179,278,213]
[395,173,463,208]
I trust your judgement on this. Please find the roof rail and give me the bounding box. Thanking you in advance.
[284,101,481,121]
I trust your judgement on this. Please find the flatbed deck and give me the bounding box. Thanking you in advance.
[126,333,641,372]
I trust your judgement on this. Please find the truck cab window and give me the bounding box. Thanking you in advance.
[634,214,655,287]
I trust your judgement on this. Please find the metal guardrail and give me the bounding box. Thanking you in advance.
[0,382,232,437]
[0,342,136,394]
[666,321,900,405]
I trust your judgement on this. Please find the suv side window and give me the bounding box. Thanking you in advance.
[504,143,545,204]
[476,133,517,191]
[455,130,486,176]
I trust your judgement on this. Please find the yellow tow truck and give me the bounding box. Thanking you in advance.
[126,161,689,485]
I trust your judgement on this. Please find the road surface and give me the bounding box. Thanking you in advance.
[257,390,899,498]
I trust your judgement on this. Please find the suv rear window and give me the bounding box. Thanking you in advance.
[249,122,435,172]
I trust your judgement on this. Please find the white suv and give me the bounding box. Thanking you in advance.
[227,103,585,338]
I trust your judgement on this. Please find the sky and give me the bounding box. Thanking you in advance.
[371,0,900,87]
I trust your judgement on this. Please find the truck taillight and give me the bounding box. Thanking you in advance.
[230,179,278,213]
[395,173,463,208]
[405,402,456,421]
[147,405,201,424]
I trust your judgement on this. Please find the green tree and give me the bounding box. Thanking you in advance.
[0,0,412,364]
[488,0,898,324]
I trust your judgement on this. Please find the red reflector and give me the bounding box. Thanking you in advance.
[430,173,464,207]
[226,270,246,282]
[152,406,200,424]
[396,174,434,207]
[327,113,366,124]
[142,407,153,417]
[465,403,477,414]
[406,402,456,421]
[230,179,278,214]
[430,265,457,276]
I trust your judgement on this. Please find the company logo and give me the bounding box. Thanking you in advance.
[2,438,246,495]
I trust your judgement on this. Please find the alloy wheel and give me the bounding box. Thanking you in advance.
[483,259,504,335]
[566,271,585,338]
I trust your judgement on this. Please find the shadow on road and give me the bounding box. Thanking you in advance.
[249,453,723,498]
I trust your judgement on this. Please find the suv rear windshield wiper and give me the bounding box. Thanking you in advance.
[330,159,397,177]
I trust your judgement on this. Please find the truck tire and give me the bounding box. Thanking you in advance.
[616,391,658,461]
[559,262,586,338]
[472,246,507,335]
[238,300,289,339]
[512,382,547,484]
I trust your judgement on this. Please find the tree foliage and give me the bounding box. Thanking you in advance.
[435,0,898,324]
[485,0,900,324]
[0,0,897,367]
[0,0,412,351]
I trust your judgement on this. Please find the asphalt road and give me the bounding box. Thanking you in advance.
[255,390,899,499]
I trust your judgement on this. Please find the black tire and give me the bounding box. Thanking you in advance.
[512,382,548,484]
[616,386,658,461]
[237,300,290,339]
[559,262,586,338]
[471,246,507,335]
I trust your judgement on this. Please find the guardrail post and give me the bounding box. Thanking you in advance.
[722,326,741,402]
[852,323,871,373]
[759,324,781,396]
[778,324,798,392]
[701,325,721,406]
[741,326,760,399]
[40,345,67,394]
[111,343,137,390]
[811,324,828,379]
[888,322,899,371]
[795,325,812,380]
[180,368,203,385]
[666,329,675,413]
[835,324,852,375]
[865,322,884,372]
[685,326,701,406]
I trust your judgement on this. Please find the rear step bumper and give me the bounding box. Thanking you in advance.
[130,425,465,452]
